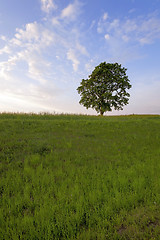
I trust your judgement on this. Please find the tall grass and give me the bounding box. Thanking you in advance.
[0,114,160,239]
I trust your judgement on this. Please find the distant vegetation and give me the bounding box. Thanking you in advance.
[0,113,160,239]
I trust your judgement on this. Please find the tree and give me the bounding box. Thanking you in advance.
[77,62,132,116]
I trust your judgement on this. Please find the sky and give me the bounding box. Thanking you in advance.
[0,0,160,115]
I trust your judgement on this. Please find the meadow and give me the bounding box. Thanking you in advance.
[0,113,160,239]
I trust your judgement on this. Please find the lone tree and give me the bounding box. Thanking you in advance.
[77,62,132,116]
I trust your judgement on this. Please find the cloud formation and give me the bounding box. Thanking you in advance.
[41,0,57,13]
[0,21,55,84]
[0,20,57,112]
[0,0,87,113]
[67,48,80,71]
[98,12,160,45]
[61,0,81,21]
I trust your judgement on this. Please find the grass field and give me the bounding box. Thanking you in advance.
[0,113,160,239]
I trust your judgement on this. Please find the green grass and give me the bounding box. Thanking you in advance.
[0,113,160,239]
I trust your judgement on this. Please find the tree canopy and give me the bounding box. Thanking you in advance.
[77,62,132,115]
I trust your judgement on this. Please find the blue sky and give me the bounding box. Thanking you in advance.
[0,0,160,115]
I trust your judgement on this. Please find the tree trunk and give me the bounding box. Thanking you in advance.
[100,109,104,116]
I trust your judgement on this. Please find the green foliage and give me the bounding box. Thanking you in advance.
[0,113,160,239]
[77,62,132,115]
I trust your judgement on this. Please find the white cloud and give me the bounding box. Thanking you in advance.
[0,53,21,75]
[76,42,88,55]
[108,19,120,31]
[97,12,109,33]
[0,48,60,113]
[88,20,96,30]
[7,50,50,84]
[50,4,87,71]
[0,45,11,55]
[122,35,129,42]
[25,53,51,84]
[61,4,74,18]
[98,13,160,45]
[0,0,87,101]
[85,60,94,73]
[0,35,7,41]
[52,17,60,26]
[103,12,108,21]
[13,22,40,45]
[0,21,56,90]
[41,28,55,46]
[51,1,82,25]
[128,8,136,14]
[41,0,57,13]
[10,22,55,51]
[104,34,110,40]
[138,16,160,44]
[67,48,80,71]
[123,19,137,33]
[61,0,81,21]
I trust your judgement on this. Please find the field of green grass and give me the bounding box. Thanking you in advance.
[0,113,160,239]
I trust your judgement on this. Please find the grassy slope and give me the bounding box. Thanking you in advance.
[0,114,160,239]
